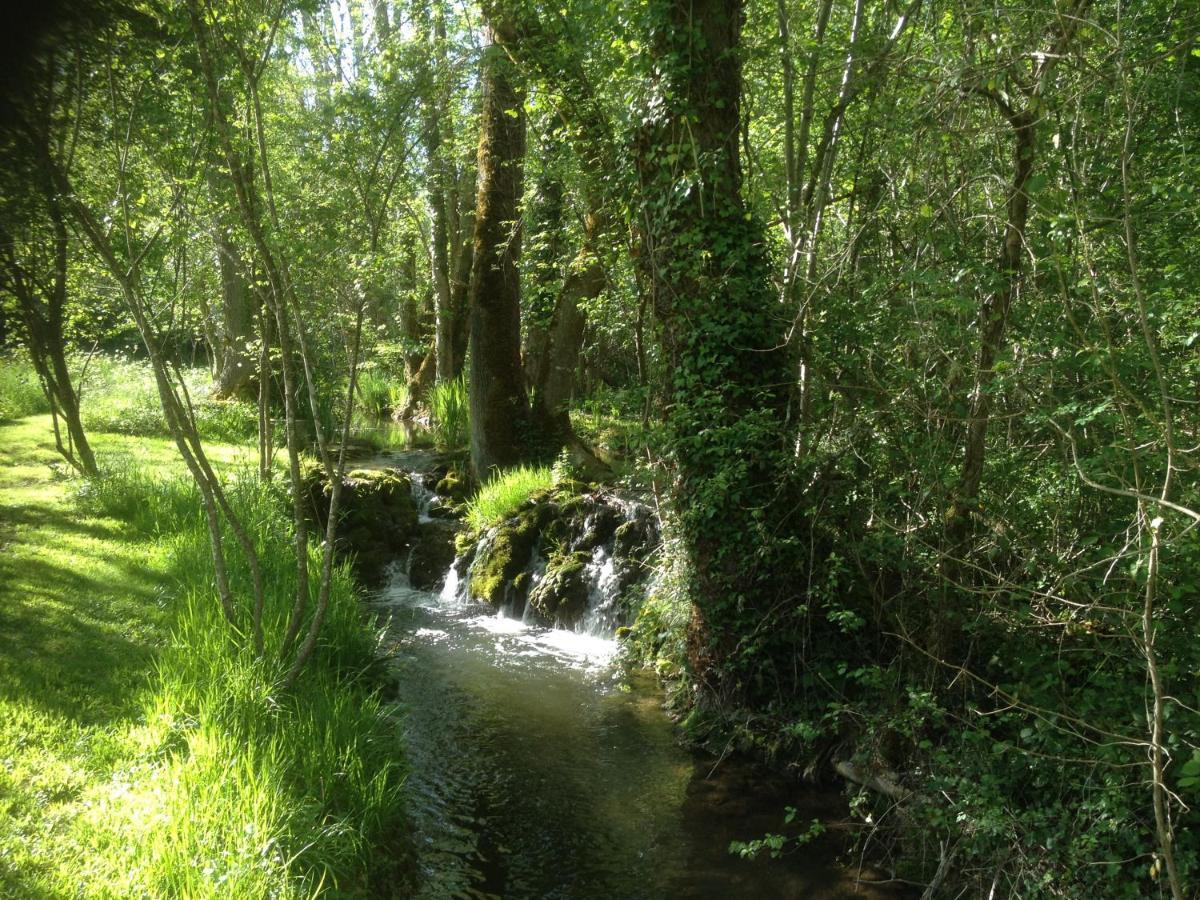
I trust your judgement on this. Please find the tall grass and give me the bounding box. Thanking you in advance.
[0,354,51,421]
[356,368,407,420]
[75,464,407,896]
[428,376,469,451]
[464,464,556,532]
[75,455,201,535]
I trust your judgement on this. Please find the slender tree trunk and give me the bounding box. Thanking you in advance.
[423,0,454,384]
[0,189,98,477]
[448,167,475,379]
[467,22,529,479]
[948,1,1090,550]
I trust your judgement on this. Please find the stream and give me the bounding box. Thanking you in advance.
[374,549,899,898]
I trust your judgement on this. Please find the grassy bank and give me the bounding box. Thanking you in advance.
[0,414,406,897]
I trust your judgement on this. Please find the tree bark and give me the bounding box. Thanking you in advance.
[211,221,255,398]
[467,23,529,479]
[531,213,604,446]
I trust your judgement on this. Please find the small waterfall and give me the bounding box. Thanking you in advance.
[410,473,440,523]
[579,545,622,637]
[439,526,497,608]
[519,547,548,625]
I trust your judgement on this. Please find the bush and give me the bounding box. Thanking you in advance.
[428,376,468,452]
[464,464,556,532]
[0,354,51,421]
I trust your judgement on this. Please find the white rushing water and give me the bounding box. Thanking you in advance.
[410,473,440,523]
[383,524,619,673]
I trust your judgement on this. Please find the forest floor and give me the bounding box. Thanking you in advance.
[0,417,252,895]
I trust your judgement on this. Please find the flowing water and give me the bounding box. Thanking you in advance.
[375,558,899,899]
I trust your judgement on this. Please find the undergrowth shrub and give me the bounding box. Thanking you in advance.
[75,465,407,897]
[0,355,50,421]
[464,464,556,532]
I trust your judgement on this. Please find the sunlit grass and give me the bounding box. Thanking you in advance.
[0,354,50,422]
[78,354,258,443]
[464,464,556,532]
[429,376,468,452]
[0,413,406,897]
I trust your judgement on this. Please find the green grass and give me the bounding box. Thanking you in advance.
[0,354,51,421]
[0,413,407,897]
[428,376,469,452]
[356,368,407,420]
[79,354,258,444]
[464,464,556,532]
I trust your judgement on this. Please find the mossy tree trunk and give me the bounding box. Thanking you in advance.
[635,0,792,695]
[467,21,530,480]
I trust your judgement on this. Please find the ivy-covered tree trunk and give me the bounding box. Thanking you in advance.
[635,0,792,694]
[467,22,529,479]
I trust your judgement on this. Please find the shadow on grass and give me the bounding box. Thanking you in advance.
[0,475,168,726]
[0,500,128,544]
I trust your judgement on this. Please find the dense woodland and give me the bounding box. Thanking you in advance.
[0,0,1198,896]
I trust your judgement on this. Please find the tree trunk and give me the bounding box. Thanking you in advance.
[947,1,1091,552]
[423,0,454,385]
[0,190,98,477]
[635,0,791,692]
[531,213,604,446]
[211,223,255,398]
[467,23,529,479]
[448,168,475,380]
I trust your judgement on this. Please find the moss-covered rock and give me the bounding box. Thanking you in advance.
[307,467,418,585]
[434,469,471,501]
[527,550,591,626]
[468,506,547,609]
[409,521,460,590]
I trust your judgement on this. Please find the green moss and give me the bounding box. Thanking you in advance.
[434,470,470,501]
[469,509,543,606]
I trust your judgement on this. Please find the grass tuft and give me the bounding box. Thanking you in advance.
[464,464,556,532]
[428,376,468,452]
